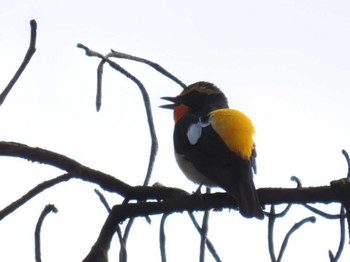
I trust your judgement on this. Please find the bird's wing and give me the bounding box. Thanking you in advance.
[209,108,255,161]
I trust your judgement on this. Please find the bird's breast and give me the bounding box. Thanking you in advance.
[175,152,217,187]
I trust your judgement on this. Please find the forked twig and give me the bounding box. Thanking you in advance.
[96,51,186,111]
[77,43,157,187]
[187,212,222,261]
[77,43,160,260]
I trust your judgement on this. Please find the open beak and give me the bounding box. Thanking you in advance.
[160,96,177,109]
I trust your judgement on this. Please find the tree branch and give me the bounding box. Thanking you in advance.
[0,141,186,201]
[34,204,58,262]
[0,19,37,107]
[0,173,70,221]
[0,141,349,261]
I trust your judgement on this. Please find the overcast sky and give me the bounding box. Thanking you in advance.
[1,0,350,261]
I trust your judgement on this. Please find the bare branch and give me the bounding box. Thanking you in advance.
[78,44,163,255]
[303,204,344,219]
[342,150,350,178]
[77,44,157,187]
[109,50,187,89]
[268,205,277,262]
[94,189,111,212]
[0,141,188,201]
[0,20,37,107]
[329,206,346,262]
[0,141,349,261]
[200,187,211,262]
[34,204,58,262]
[0,173,70,221]
[277,216,316,262]
[160,213,169,262]
[187,212,222,262]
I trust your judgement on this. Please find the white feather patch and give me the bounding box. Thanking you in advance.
[187,118,210,145]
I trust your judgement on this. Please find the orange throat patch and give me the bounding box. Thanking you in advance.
[174,105,189,123]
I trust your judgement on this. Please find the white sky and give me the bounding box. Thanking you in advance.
[1,0,350,261]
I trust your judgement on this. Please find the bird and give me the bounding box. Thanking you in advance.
[160,81,264,219]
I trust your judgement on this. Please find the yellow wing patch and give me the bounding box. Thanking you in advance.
[209,108,255,160]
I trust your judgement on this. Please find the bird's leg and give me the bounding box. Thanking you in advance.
[192,184,204,202]
[194,184,203,195]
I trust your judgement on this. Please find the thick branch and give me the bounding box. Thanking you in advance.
[84,186,341,262]
[0,141,344,204]
[0,141,185,202]
[0,141,347,261]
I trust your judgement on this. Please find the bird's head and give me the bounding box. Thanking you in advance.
[160,81,228,122]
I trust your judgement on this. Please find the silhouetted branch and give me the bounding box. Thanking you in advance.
[0,142,190,201]
[94,189,111,212]
[117,224,127,262]
[34,204,58,262]
[329,206,345,262]
[328,149,350,261]
[96,61,104,111]
[77,43,158,187]
[200,187,211,262]
[342,150,350,178]
[95,50,186,111]
[187,212,222,261]
[109,50,187,89]
[0,173,71,221]
[0,20,37,107]
[303,204,344,219]
[268,205,277,262]
[277,216,316,262]
[160,213,169,262]
[200,209,210,262]
[265,176,301,218]
[268,203,317,262]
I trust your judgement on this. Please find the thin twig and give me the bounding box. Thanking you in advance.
[160,213,169,262]
[342,150,350,178]
[290,176,302,188]
[0,173,71,221]
[277,216,316,262]
[264,176,300,218]
[303,204,344,219]
[187,212,222,262]
[77,44,159,257]
[94,189,111,212]
[116,225,127,262]
[329,151,348,261]
[0,20,37,106]
[110,50,187,89]
[329,206,345,262]
[96,61,104,111]
[267,205,277,262]
[34,204,58,262]
[200,188,211,262]
[77,43,158,187]
[339,149,350,242]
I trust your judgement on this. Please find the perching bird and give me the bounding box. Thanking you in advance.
[161,81,264,219]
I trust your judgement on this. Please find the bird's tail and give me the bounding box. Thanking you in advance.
[236,173,264,219]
